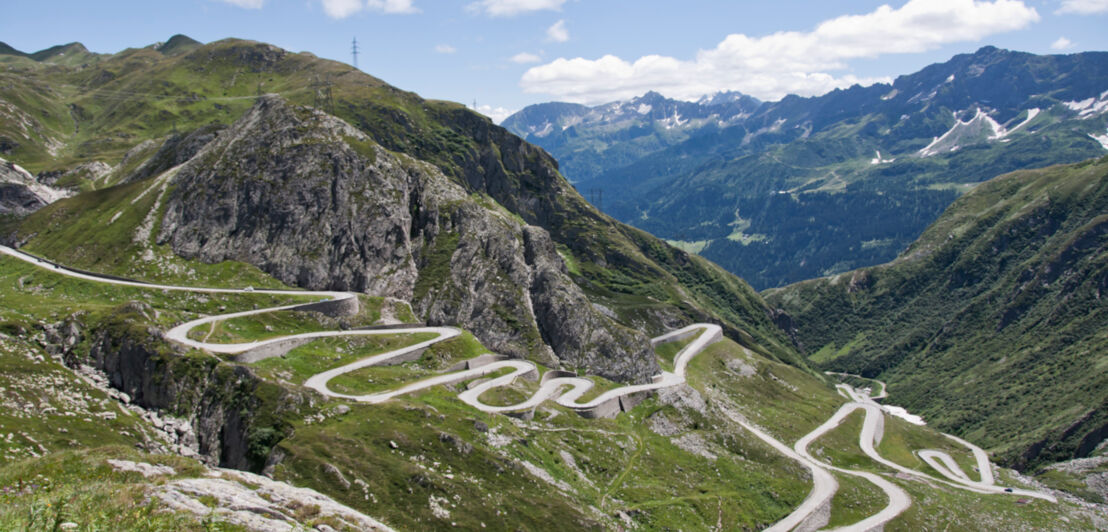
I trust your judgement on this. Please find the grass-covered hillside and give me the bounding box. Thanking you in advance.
[2,252,1103,529]
[767,156,1108,471]
[0,36,803,373]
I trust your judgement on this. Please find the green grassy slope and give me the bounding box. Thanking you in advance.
[768,156,1108,470]
[1,37,804,372]
[2,252,1102,528]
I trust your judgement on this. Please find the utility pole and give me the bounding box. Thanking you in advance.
[351,37,359,70]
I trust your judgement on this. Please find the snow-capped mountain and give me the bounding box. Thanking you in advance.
[502,91,760,182]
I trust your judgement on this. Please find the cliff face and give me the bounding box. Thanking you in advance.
[156,96,657,382]
[69,303,304,471]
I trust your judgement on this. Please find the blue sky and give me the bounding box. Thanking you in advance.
[3,0,1107,122]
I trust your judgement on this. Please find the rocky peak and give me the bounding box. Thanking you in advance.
[156,95,658,382]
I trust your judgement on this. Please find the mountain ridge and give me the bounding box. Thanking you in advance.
[506,46,1108,289]
[767,156,1108,471]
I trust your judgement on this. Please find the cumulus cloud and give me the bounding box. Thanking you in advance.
[476,104,516,124]
[546,20,569,42]
[366,0,419,14]
[435,44,457,54]
[1051,37,1074,50]
[319,0,418,18]
[320,0,363,18]
[521,0,1041,104]
[1056,0,1108,14]
[511,52,542,64]
[468,0,565,17]
[219,0,264,8]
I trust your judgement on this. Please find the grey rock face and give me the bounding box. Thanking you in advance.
[523,226,656,382]
[157,96,658,382]
[158,96,418,297]
[125,124,226,183]
[0,157,73,216]
[0,182,46,216]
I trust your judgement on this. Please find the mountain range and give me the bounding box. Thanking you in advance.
[504,46,1108,289]
[1,34,1107,530]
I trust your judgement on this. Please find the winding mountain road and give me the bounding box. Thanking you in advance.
[1,244,1058,531]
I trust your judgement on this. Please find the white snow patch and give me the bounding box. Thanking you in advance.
[870,150,895,165]
[881,89,899,101]
[661,109,687,129]
[945,74,955,83]
[1090,130,1108,151]
[1002,108,1039,137]
[532,122,554,138]
[981,112,1005,140]
[881,405,926,425]
[1064,91,1108,119]
[1064,98,1095,112]
[636,103,652,115]
[108,211,123,225]
[920,108,1019,156]
[919,122,962,157]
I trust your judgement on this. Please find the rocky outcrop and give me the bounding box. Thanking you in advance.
[523,226,655,382]
[75,303,307,471]
[158,96,418,297]
[157,96,658,382]
[36,161,111,186]
[124,124,226,184]
[0,157,73,216]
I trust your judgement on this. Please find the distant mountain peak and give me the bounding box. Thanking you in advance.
[698,90,760,107]
[156,34,202,56]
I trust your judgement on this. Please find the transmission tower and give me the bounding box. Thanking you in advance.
[351,37,359,70]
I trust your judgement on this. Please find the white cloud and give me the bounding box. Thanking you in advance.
[320,0,363,18]
[219,0,264,8]
[546,19,569,43]
[1056,0,1108,14]
[319,0,418,18]
[367,0,419,14]
[468,0,565,17]
[1051,37,1074,50]
[476,104,516,124]
[521,0,1040,104]
[511,52,542,64]
[435,44,457,54]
